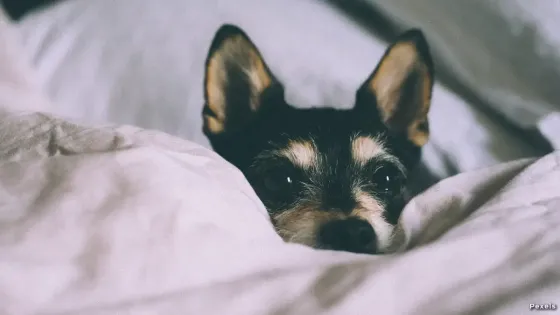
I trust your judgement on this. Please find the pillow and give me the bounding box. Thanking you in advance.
[0,6,48,114]
[366,0,560,146]
[15,0,541,189]
[0,7,278,312]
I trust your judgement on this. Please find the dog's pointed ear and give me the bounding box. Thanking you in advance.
[203,24,281,136]
[355,29,434,147]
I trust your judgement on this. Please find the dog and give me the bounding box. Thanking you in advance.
[202,24,434,254]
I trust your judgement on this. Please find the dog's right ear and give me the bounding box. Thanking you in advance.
[203,24,281,136]
[354,29,434,147]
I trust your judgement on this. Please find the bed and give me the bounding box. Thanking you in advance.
[1,0,559,314]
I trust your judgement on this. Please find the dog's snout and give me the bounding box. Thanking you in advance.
[318,218,376,254]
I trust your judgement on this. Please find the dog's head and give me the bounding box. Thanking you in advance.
[202,24,434,254]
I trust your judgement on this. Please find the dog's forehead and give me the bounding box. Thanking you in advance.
[279,107,373,134]
[260,107,392,168]
[279,134,389,169]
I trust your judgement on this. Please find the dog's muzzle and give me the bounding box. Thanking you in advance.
[317,217,377,254]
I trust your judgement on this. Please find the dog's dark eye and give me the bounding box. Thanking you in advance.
[263,168,298,198]
[372,165,403,194]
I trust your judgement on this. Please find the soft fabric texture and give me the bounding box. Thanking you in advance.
[367,0,560,145]
[14,0,546,190]
[1,7,560,315]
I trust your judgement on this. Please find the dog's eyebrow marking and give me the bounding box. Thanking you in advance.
[351,136,387,165]
[280,140,318,169]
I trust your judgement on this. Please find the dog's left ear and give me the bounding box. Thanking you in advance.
[203,24,280,136]
[355,29,434,147]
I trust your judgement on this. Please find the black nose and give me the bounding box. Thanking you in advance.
[318,218,377,254]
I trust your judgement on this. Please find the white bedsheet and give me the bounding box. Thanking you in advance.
[1,8,560,315]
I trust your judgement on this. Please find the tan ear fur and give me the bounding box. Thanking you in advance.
[367,30,434,146]
[203,25,274,135]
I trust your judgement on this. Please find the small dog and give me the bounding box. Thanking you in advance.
[202,24,434,254]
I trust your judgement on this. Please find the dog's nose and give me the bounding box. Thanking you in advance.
[318,218,377,254]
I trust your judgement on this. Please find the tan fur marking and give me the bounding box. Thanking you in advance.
[371,42,417,120]
[352,188,394,252]
[273,205,343,247]
[204,116,225,134]
[408,69,433,146]
[204,35,272,134]
[243,47,271,110]
[404,64,431,146]
[272,188,396,252]
[280,140,317,169]
[369,41,432,147]
[408,120,429,146]
[351,136,386,165]
[206,56,227,121]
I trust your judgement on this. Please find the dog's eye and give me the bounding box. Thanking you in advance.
[372,165,403,194]
[263,168,298,197]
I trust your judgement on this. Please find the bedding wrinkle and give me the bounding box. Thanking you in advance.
[1,1,560,314]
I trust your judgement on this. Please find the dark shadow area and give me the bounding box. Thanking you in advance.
[1,0,63,20]
[326,0,400,43]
